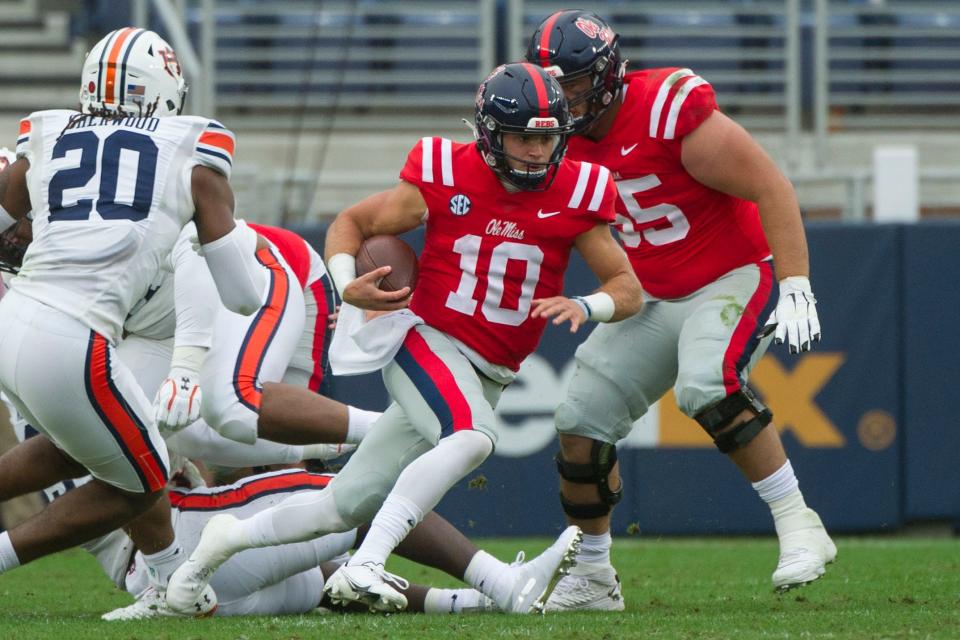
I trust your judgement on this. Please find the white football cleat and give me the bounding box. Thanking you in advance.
[495,525,582,614]
[323,561,410,612]
[165,513,242,614]
[544,561,625,612]
[772,508,837,592]
[101,584,217,620]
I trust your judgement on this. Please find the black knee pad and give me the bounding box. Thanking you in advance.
[555,439,623,519]
[694,386,773,453]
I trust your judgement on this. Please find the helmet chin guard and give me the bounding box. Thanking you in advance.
[79,28,187,118]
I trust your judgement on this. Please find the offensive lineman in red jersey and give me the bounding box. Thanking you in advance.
[526,11,835,608]
[166,63,643,616]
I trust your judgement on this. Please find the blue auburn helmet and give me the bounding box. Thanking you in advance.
[474,62,573,191]
[525,10,625,133]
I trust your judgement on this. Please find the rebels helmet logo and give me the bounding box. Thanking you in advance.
[575,17,614,45]
[449,194,472,216]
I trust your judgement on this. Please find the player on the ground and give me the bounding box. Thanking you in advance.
[2,420,498,619]
[524,11,836,607]
[167,62,644,615]
[0,28,267,615]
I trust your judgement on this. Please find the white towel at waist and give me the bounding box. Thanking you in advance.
[329,302,424,376]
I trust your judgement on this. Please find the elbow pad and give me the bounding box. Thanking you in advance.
[202,221,266,315]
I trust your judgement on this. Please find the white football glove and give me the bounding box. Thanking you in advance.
[765,276,821,354]
[153,368,202,433]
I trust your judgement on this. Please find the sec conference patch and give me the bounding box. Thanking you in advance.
[449,194,471,216]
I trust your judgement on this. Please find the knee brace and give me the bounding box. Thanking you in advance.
[555,440,623,519]
[694,386,772,453]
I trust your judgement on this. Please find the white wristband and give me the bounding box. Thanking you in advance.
[0,204,16,232]
[170,345,207,372]
[327,253,357,298]
[572,291,616,322]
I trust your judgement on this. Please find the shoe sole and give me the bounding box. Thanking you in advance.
[532,527,583,614]
[773,539,838,594]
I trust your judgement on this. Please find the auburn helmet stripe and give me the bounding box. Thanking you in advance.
[103,28,138,104]
[117,28,148,105]
[522,62,550,117]
[538,11,565,63]
[95,29,124,103]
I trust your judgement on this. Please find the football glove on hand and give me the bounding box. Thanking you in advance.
[154,368,202,433]
[765,276,821,354]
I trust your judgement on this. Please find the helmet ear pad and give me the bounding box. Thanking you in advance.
[474,63,573,191]
[79,28,188,118]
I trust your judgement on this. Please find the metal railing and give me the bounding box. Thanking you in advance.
[815,0,960,135]
[198,0,494,130]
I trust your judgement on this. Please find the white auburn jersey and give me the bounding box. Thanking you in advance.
[122,221,217,345]
[13,109,235,344]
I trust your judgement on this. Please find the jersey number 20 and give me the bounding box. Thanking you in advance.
[48,130,158,222]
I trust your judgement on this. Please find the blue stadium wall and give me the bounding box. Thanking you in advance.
[293,221,960,537]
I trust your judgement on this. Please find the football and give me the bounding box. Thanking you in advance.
[355,234,419,293]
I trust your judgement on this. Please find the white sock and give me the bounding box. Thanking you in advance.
[348,430,491,565]
[770,490,812,537]
[243,487,348,548]
[752,460,799,503]
[423,588,490,614]
[578,531,612,566]
[349,494,422,566]
[463,550,512,605]
[345,406,381,444]
[0,531,21,575]
[141,541,185,588]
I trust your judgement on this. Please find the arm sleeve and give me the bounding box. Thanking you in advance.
[192,120,236,180]
[202,219,266,316]
[172,223,218,349]
[166,421,303,467]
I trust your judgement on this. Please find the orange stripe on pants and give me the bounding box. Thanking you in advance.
[87,333,167,492]
[233,247,290,412]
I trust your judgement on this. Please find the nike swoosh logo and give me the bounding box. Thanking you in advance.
[621,143,638,155]
[537,210,561,219]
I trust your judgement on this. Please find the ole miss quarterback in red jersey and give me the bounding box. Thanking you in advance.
[164,63,643,616]
[525,10,835,609]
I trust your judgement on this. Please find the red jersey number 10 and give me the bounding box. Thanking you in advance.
[445,234,544,327]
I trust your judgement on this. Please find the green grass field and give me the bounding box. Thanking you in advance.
[0,537,957,640]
